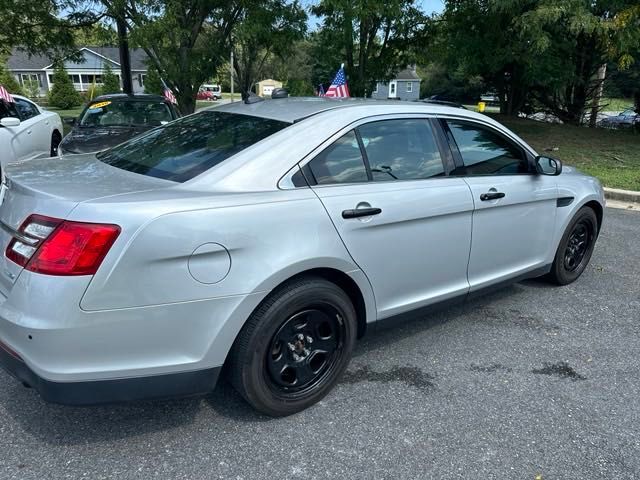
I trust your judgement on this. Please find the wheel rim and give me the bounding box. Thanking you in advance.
[266,305,344,394]
[564,220,593,272]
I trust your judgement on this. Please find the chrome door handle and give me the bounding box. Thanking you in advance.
[480,192,505,201]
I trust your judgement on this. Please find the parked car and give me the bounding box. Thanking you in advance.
[197,84,222,101]
[480,92,499,104]
[0,98,605,416]
[598,107,638,129]
[58,94,180,155]
[0,95,63,165]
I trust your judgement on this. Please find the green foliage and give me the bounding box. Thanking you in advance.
[126,0,245,114]
[86,83,103,101]
[285,78,314,96]
[311,0,428,97]
[232,0,307,96]
[101,63,120,94]
[22,78,41,98]
[47,63,82,109]
[0,58,22,95]
[144,65,164,95]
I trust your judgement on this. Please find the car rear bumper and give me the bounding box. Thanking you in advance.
[0,338,221,405]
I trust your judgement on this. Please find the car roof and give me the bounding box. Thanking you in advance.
[91,93,168,103]
[212,97,471,123]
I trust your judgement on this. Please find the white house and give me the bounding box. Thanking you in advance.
[7,47,150,96]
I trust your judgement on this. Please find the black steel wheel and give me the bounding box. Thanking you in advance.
[50,131,62,157]
[229,276,357,416]
[548,206,598,285]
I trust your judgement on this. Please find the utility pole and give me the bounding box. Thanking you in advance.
[116,14,133,95]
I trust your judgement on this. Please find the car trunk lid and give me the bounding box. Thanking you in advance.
[0,154,173,296]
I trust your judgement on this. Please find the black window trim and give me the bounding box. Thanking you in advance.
[438,117,535,176]
[296,114,451,187]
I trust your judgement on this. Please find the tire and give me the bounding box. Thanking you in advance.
[50,131,62,157]
[229,276,357,416]
[547,206,598,285]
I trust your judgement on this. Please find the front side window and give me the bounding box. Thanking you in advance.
[14,98,39,120]
[79,100,174,127]
[309,131,368,185]
[97,111,289,182]
[446,120,529,176]
[358,119,444,181]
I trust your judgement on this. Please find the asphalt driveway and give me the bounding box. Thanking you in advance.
[1,207,638,479]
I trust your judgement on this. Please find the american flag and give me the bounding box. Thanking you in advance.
[324,65,350,98]
[161,79,177,104]
[0,84,15,104]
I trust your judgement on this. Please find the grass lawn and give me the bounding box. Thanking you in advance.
[491,114,640,191]
[601,97,634,112]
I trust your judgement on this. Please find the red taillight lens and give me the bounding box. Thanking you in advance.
[5,215,120,276]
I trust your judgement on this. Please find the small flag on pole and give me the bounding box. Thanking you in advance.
[324,64,350,98]
[0,84,15,104]
[161,79,177,105]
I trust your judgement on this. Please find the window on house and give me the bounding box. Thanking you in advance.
[373,83,378,94]
[406,82,413,93]
[20,74,42,88]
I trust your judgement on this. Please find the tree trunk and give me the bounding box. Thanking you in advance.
[589,63,607,128]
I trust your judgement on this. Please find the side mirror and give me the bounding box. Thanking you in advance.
[535,155,562,176]
[64,117,76,125]
[0,117,21,128]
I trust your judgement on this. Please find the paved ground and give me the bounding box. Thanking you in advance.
[1,207,638,480]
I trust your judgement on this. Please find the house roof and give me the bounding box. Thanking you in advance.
[7,47,150,71]
[394,68,421,81]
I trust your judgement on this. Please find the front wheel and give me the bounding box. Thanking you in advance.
[547,206,598,285]
[229,276,357,416]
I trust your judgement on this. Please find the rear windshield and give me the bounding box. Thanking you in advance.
[96,111,290,182]
[80,100,173,127]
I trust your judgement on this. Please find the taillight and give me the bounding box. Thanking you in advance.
[5,215,120,276]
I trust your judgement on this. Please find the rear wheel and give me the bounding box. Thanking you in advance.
[229,276,357,416]
[50,131,62,157]
[547,206,598,285]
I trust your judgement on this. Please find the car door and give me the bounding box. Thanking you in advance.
[13,97,50,160]
[441,118,558,291]
[305,116,474,319]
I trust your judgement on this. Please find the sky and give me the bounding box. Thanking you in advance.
[305,0,445,29]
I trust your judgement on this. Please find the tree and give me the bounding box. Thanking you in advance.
[144,65,164,95]
[0,0,103,57]
[124,0,245,114]
[311,0,428,97]
[102,62,121,94]
[0,58,22,95]
[231,0,307,97]
[48,63,82,109]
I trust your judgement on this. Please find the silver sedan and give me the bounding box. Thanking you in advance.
[0,98,604,416]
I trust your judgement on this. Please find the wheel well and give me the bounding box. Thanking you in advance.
[584,200,603,232]
[280,268,368,339]
[52,129,62,141]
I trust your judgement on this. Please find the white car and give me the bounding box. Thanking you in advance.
[0,95,63,165]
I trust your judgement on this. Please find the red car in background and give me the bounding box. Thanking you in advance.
[197,84,222,101]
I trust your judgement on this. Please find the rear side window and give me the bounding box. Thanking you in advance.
[358,119,444,181]
[14,98,39,120]
[97,111,289,182]
[308,131,368,184]
[0,100,19,120]
[446,120,529,175]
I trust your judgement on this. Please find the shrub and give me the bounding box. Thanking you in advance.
[144,65,164,96]
[102,63,121,94]
[0,59,22,95]
[48,63,82,109]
